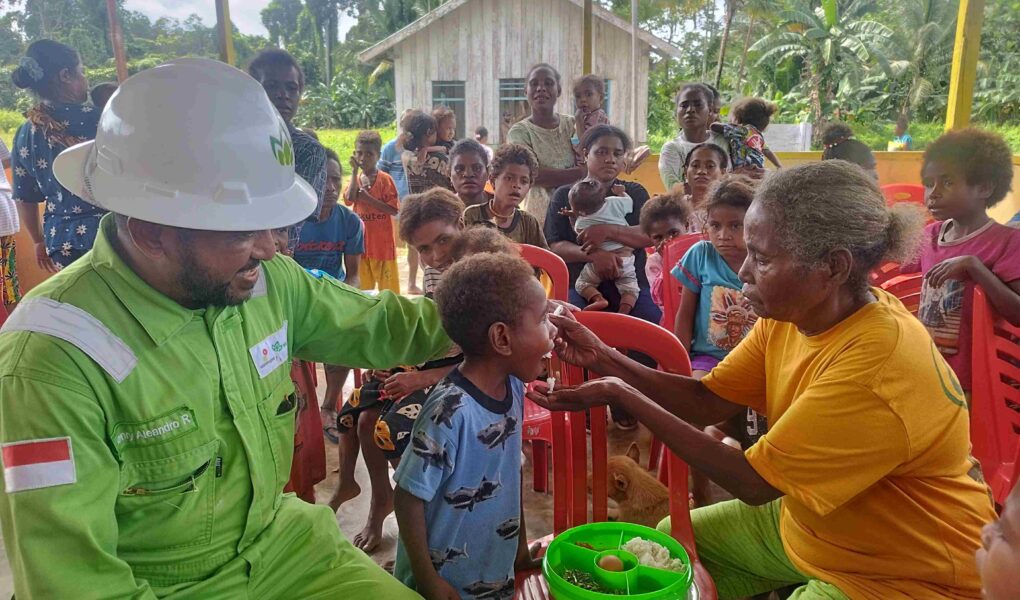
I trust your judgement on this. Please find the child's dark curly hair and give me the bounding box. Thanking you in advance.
[490,143,538,180]
[923,128,1014,207]
[355,130,382,153]
[821,122,855,147]
[572,74,605,98]
[399,188,465,243]
[432,105,456,124]
[639,191,691,235]
[706,174,756,214]
[731,98,778,132]
[402,110,438,151]
[434,253,541,356]
[450,226,516,262]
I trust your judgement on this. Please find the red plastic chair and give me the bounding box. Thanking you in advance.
[879,273,923,316]
[870,261,902,287]
[648,233,704,482]
[880,183,925,207]
[518,244,569,493]
[970,287,1020,506]
[552,312,714,598]
[659,233,707,334]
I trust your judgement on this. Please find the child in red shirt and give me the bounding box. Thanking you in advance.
[902,128,1020,392]
[346,130,401,293]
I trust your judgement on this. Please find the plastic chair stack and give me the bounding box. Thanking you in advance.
[880,273,924,316]
[518,244,570,493]
[970,287,1020,506]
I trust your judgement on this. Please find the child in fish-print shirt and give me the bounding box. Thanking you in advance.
[393,253,554,600]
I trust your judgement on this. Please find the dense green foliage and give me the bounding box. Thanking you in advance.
[1,0,1017,149]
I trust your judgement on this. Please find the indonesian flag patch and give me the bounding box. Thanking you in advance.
[2,437,76,493]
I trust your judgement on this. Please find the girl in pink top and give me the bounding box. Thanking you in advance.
[902,129,1020,391]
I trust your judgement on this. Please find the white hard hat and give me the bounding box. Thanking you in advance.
[53,57,316,231]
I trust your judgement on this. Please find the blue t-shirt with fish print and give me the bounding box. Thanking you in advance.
[394,368,524,600]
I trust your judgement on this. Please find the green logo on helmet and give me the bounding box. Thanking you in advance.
[270,125,294,167]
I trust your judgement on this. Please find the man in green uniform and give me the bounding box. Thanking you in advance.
[0,58,446,598]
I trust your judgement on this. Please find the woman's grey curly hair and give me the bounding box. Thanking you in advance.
[754,161,925,291]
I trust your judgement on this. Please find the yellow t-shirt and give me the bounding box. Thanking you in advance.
[703,289,994,600]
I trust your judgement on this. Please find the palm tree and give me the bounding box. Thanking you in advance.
[886,0,955,121]
[749,0,893,125]
[713,0,740,88]
[733,0,784,92]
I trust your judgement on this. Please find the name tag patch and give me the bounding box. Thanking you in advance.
[112,407,198,450]
[250,321,289,379]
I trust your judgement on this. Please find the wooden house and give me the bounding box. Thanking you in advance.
[358,0,682,143]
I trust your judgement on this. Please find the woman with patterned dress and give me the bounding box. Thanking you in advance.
[10,40,104,272]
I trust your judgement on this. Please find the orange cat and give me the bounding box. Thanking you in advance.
[606,443,670,529]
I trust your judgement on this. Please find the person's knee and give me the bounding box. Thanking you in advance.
[357,409,379,439]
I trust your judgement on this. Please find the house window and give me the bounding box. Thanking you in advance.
[499,78,529,144]
[432,81,466,139]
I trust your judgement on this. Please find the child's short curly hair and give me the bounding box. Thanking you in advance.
[572,74,605,98]
[432,105,456,124]
[731,98,778,131]
[355,130,382,153]
[706,174,756,214]
[490,143,539,180]
[450,226,516,262]
[821,122,855,147]
[399,188,465,243]
[434,253,541,356]
[639,191,691,235]
[402,110,438,151]
[923,128,1014,207]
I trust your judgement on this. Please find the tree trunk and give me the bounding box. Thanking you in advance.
[735,15,755,92]
[714,2,737,88]
[809,70,824,130]
[325,2,336,85]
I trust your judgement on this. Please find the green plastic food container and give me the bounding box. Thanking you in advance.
[542,522,693,599]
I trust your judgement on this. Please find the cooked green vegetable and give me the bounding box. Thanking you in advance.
[562,569,625,595]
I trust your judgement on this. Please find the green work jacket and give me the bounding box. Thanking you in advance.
[0,216,450,597]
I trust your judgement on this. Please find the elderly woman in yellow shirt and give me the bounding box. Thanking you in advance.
[530,160,995,600]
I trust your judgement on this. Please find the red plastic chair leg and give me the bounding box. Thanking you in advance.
[648,436,663,470]
[532,441,549,493]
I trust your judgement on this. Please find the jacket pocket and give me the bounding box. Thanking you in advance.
[116,438,220,552]
[257,376,297,504]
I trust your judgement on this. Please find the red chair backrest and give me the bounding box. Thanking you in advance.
[879,273,923,316]
[518,244,569,302]
[552,313,697,543]
[660,233,705,333]
[870,261,902,287]
[881,183,926,207]
[970,287,1020,506]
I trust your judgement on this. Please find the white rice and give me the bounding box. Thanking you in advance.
[621,537,687,573]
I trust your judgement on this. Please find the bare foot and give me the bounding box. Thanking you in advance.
[353,493,394,553]
[407,285,423,295]
[327,479,361,512]
[583,296,609,311]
